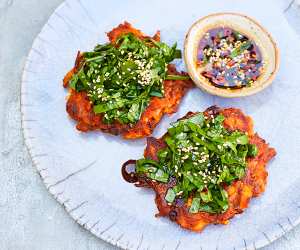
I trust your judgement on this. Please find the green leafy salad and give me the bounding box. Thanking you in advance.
[135,112,258,214]
[68,33,189,124]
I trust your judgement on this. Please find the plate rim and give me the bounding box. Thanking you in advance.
[20,1,299,249]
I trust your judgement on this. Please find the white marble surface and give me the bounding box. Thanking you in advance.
[1,0,300,249]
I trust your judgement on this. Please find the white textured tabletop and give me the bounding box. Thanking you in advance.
[1,0,300,249]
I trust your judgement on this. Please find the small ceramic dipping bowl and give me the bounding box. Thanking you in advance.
[184,13,280,98]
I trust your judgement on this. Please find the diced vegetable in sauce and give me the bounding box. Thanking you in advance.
[197,27,264,89]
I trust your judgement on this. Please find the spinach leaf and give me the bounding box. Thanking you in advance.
[247,144,258,157]
[230,40,251,58]
[189,198,201,213]
[127,103,141,123]
[165,188,176,203]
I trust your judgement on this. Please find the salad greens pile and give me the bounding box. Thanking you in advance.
[135,112,258,214]
[68,33,189,124]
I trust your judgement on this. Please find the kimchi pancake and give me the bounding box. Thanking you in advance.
[63,22,193,139]
[122,106,276,232]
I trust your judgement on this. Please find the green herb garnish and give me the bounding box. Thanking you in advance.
[68,33,189,124]
[135,113,258,214]
[230,40,252,58]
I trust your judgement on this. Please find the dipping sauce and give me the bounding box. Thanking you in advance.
[197,27,264,89]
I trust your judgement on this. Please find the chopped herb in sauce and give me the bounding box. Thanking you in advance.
[135,113,258,214]
[197,27,264,89]
[68,33,189,124]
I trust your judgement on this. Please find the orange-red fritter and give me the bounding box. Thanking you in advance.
[63,22,193,139]
[124,106,276,232]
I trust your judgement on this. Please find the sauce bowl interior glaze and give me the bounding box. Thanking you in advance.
[184,13,280,98]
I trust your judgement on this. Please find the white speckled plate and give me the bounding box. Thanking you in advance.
[21,0,300,249]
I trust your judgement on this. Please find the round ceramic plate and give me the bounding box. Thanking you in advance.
[21,0,300,249]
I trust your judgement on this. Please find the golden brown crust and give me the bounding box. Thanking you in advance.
[140,107,276,232]
[221,108,254,135]
[66,91,130,134]
[63,22,193,139]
